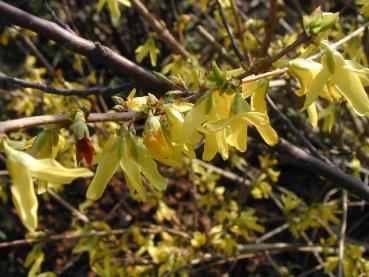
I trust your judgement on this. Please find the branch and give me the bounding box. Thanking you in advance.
[42,0,74,33]
[0,1,168,92]
[0,224,188,249]
[47,189,89,223]
[0,74,134,96]
[217,1,249,67]
[260,0,278,56]
[0,111,141,133]
[129,0,191,59]
[0,229,130,248]
[274,138,369,201]
[237,31,311,79]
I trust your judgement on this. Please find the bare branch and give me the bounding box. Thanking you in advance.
[217,1,249,67]
[0,74,134,96]
[260,0,278,56]
[0,111,141,133]
[129,0,191,59]
[274,138,369,201]
[0,1,168,92]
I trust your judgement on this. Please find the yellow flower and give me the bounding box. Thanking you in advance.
[143,110,183,167]
[2,141,92,231]
[293,41,369,122]
[125,89,158,111]
[178,90,235,160]
[87,129,166,201]
[205,92,278,152]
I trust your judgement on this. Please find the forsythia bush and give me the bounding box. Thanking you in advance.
[1,0,369,276]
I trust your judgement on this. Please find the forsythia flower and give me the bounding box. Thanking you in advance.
[2,141,93,232]
[205,92,278,153]
[143,110,183,167]
[178,85,278,161]
[86,129,166,201]
[27,125,66,194]
[289,41,369,126]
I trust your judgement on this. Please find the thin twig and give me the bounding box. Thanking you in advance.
[266,95,333,165]
[310,21,369,60]
[0,74,134,96]
[129,0,191,59]
[260,0,278,56]
[237,31,311,79]
[0,111,142,133]
[274,137,369,201]
[230,0,245,44]
[217,0,248,67]
[42,0,74,33]
[47,189,90,223]
[17,33,55,76]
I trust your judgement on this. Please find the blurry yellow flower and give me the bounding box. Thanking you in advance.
[125,89,158,111]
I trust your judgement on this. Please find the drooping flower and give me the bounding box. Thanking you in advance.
[2,141,93,231]
[291,41,369,124]
[86,128,167,201]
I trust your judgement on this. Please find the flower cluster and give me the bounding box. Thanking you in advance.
[289,41,369,127]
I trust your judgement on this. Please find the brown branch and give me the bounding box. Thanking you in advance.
[260,0,278,57]
[237,31,311,79]
[47,189,90,223]
[42,0,74,33]
[0,1,169,92]
[0,74,134,96]
[230,0,245,44]
[274,138,369,201]
[17,33,55,76]
[129,0,191,59]
[217,1,249,67]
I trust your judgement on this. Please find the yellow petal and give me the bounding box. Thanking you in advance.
[251,80,269,114]
[120,137,146,200]
[244,113,279,146]
[230,118,248,152]
[6,150,38,232]
[202,133,218,161]
[241,80,258,98]
[289,59,322,92]
[179,92,211,144]
[302,67,330,111]
[96,0,107,11]
[107,0,120,19]
[29,159,93,185]
[333,65,369,116]
[307,103,318,128]
[136,143,167,191]
[215,129,229,160]
[4,142,92,185]
[86,137,121,200]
